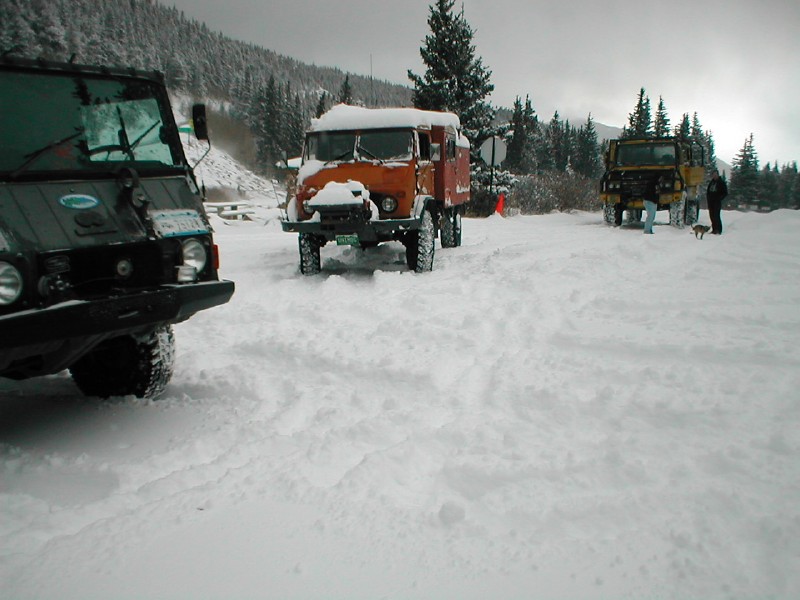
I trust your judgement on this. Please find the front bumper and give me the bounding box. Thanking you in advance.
[281,216,423,242]
[0,280,234,377]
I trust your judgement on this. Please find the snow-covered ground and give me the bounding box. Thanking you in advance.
[3,206,799,599]
[2,140,799,598]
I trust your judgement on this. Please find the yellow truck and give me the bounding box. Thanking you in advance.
[600,137,705,227]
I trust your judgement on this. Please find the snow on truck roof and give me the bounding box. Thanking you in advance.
[310,104,462,134]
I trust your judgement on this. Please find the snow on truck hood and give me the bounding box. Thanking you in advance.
[307,180,370,208]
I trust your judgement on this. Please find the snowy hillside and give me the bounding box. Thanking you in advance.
[1,148,799,597]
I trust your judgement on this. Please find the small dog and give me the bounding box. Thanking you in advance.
[692,224,711,239]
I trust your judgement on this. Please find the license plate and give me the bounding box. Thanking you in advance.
[150,209,208,238]
[336,234,359,246]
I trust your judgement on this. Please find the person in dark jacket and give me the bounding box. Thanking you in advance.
[706,170,728,234]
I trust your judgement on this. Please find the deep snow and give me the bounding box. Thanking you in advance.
[2,145,799,599]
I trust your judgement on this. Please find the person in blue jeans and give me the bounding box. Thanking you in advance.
[643,178,658,234]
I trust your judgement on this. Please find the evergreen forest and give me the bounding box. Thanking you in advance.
[2,0,797,211]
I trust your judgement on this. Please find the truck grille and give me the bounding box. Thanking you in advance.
[37,240,179,303]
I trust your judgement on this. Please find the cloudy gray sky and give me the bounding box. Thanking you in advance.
[167,0,799,164]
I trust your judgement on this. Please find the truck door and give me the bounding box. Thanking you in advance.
[416,130,435,197]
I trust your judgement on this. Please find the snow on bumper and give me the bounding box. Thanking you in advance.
[282,194,429,242]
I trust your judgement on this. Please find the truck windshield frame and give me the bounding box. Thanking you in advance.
[305,129,414,163]
[0,69,184,177]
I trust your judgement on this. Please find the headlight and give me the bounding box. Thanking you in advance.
[181,238,207,272]
[381,195,398,212]
[0,261,23,305]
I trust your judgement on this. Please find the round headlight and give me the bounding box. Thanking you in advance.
[116,258,134,278]
[0,262,23,305]
[381,195,398,212]
[181,238,207,272]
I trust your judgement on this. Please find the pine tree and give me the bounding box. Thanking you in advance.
[703,130,718,180]
[730,133,760,208]
[759,163,780,210]
[254,76,281,173]
[408,0,494,143]
[778,162,799,209]
[338,75,353,105]
[674,113,691,139]
[285,92,306,157]
[690,113,704,141]
[504,95,538,174]
[519,97,539,174]
[504,97,526,174]
[573,114,601,179]
[653,96,670,138]
[546,112,567,172]
[315,92,328,118]
[621,88,652,138]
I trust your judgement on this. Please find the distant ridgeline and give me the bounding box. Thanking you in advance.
[1,0,412,172]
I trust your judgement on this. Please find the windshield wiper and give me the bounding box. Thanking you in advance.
[10,130,84,178]
[129,119,161,152]
[356,145,384,164]
[324,149,354,165]
[115,106,135,160]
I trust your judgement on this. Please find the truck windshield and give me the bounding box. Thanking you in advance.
[358,130,413,161]
[615,143,676,167]
[306,132,356,162]
[0,69,182,176]
[305,130,414,163]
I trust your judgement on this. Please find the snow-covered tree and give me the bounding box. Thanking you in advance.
[315,92,328,118]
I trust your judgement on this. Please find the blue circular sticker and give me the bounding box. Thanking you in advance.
[58,194,101,210]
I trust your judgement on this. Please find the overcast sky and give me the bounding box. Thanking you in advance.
[166,0,799,165]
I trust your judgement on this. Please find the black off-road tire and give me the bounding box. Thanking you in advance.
[70,325,176,399]
[670,196,686,228]
[405,208,435,272]
[685,199,699,225]
[299,232,321,275]
[603,203,616,225]
[440,207,462,248]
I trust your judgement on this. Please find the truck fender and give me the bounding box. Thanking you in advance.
[412,195,434,220]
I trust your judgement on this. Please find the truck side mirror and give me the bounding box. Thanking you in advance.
[192,104,209,141]
[430,143,441,161]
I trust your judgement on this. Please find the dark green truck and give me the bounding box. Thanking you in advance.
[0,56,234,399]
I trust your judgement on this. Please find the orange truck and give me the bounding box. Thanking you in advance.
[281,105,470,274]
